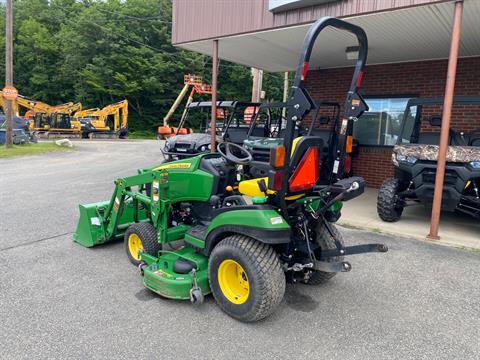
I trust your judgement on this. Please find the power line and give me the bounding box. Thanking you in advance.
[95,7,172,22]
[61,10,284,81]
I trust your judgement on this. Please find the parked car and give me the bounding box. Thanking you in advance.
[0,114,38,143]
[0,128,30,145]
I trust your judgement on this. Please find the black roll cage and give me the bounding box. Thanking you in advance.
[176,100,260,136]
[398,96,480,145]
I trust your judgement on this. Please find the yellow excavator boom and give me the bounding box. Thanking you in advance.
[74,99,128,137]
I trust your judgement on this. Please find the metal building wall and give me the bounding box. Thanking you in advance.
[172,0,447,45]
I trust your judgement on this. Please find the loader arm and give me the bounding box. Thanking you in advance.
[74,170,171,247]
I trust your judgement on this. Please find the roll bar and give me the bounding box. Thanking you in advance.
[277,16,369,204]
[291,17,368,97]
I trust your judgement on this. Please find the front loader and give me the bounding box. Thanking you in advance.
[74,17,387,322]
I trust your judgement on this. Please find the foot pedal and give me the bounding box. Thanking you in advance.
[185,225,207,248]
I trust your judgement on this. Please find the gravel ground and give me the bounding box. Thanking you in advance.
[0,140,479,360]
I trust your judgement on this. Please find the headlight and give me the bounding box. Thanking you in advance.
[199,145,207,152]
[469,161,480,170]
[396,153,417,165]
[207,144,211,150]
[164,141,171,150]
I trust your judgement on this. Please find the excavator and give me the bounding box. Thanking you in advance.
[0,92,83,138]
[158,74,212,139]
[73,99,128,139]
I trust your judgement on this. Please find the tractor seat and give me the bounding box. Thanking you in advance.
[309,128,331,153]
[239,136,301,198]
[239,177,272,197]
[239,136,324,200]
[238,177,303,200]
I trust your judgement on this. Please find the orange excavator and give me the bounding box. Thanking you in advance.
[157,74,212,139]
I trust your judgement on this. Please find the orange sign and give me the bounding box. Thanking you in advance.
[216,108,225,119]
[2,85,18,101]
[243,106,259,124]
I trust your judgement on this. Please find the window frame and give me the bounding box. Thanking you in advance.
[355,94,419,148]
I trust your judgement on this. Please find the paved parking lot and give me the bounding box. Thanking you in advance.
[1,140,479,360]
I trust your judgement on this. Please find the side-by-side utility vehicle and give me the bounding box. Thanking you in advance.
[377,96,480,221]
[161,101,260,160]
[74,17,388,322]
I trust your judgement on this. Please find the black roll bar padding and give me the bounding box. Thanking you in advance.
[307,101,341,136]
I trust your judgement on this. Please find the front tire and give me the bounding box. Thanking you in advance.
[124,223,161,266]
[377,178,404,222]
[304,221,344,285]
[208,235,285,322]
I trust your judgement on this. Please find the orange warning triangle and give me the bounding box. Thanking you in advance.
[289,147,319,192]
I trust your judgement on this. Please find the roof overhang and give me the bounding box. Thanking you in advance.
[176,0,480,71]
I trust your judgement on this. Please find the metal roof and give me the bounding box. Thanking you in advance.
[172,0,443,45]
[176,0,480,71]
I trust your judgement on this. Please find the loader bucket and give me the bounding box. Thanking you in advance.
[73,201,109,247]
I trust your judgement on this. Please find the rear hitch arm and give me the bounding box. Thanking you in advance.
[286,260,352,273]
[320,243,388,259]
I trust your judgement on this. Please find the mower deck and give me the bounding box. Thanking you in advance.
[141,247,210,300]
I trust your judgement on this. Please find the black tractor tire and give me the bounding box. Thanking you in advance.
[124,222,161,266]
[377,178,404,222]
[303,221,345,285]
[208,235,285,322]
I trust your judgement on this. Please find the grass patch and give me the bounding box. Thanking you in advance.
[456,246,480,253]
[128,130,157,139]
[0,142,71,158]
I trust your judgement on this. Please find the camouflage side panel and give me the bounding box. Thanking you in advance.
[393,144,480,163]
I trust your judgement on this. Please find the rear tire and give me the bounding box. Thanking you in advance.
[208,235,285,322]
[377,178,404,222]
[124,223,161,266]
[303,222,344,285]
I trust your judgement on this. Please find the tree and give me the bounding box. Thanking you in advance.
[0,0,284,133]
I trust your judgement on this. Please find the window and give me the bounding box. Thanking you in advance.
[353,97,416,146]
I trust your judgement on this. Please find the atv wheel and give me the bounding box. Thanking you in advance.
[377,178,404,222]
[208,235,285,322]
[124,223,161,266]
[304,221,344,285]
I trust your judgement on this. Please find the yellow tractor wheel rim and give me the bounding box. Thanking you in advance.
[128,233,143,261]
[218,259,250,304]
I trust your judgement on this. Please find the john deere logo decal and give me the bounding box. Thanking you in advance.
[154,163,191,170]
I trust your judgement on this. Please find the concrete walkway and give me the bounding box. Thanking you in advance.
[339,188,480,250]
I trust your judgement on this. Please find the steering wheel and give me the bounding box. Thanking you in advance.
[217,142,253,165]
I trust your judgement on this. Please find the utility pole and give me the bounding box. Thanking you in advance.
[251,68,263,102]
[282,72,289,118]
[4,0,16,148]
[210,40,218,153]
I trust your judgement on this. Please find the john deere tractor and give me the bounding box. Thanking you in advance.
[73,17,387,322]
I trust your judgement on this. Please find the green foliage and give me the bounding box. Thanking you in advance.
[0,0,284,132]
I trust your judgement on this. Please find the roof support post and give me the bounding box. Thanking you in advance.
[210,39,219,153]
[427,0,464,240]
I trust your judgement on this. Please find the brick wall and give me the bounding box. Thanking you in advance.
[304,57,480,187]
